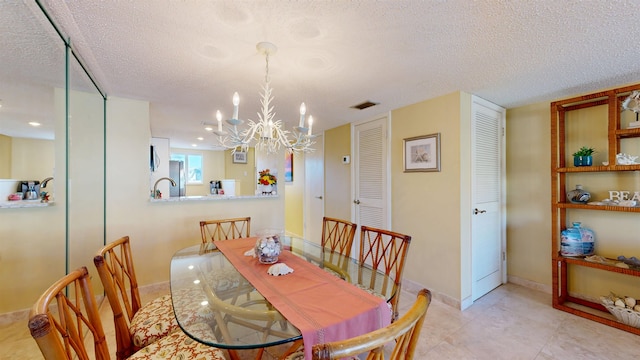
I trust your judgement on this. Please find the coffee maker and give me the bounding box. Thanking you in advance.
[210,180,222,194]
[18,180,40,200]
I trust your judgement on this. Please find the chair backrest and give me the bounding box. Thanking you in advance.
[321,216,357,257]
[200,217,251,243]
[312,288,431,360]
[93,235,140,359]
[28,266,111,360]
[358,226,411,321]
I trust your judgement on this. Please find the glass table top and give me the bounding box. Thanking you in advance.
[169,236,396,350]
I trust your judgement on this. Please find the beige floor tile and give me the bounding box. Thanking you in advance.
[3,282,640,360]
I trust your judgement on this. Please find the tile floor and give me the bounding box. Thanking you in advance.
[2,283,639,360]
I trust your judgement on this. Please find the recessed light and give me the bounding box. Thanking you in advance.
[29,122,41,127]
[197,137,204,141]
[204,126,213,131]
[191,144,197,147]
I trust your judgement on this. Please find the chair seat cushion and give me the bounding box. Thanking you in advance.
[130,294,181,348]
[129,327,227,360]
[130,288,206,348]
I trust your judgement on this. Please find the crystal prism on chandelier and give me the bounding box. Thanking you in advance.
[213,42,315,154]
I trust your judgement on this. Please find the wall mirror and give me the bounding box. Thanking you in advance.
[0,1,106,313]
[0,2,63,190]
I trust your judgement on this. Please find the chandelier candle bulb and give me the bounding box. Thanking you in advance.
[216,110,222,131]
[307,116,313,135]
[299,102,306,127]
[232,92,239,120]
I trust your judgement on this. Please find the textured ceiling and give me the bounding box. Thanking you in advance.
[4,1,640,149]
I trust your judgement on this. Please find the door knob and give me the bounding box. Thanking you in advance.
[315,196,323,199]
[473,208,487,215]
[354,199,360,204]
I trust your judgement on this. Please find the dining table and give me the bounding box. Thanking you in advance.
[169,235,395,360]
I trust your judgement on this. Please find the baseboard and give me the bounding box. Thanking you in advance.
[0,281,169,327]
[402,278,462,309]
[403,276,552,312]
[507,275,552,294]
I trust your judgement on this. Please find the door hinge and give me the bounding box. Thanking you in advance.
[502,251,506,261]
[502,127,505,136]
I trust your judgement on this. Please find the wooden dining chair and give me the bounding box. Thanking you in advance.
[311,288,431,360]
[28,266,228,360]
[320,217,357,279]
[322,217,357,255]
[200,217,251,243]
[94,236,225,359]
[358,226,412,322]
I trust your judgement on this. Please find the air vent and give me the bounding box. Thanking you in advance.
[350,101,379,110]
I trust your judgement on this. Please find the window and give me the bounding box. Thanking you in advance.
[171,153,203,184]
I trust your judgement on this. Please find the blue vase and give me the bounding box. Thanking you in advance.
[560,222,595,257]
[574,156,592,167]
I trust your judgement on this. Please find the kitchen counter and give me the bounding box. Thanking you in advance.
[149,194,278,203]
[0,200,55,209]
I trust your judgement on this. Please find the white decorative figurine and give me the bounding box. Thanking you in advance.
[616,153,639,165]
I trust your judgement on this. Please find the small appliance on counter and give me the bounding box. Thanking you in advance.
[17,181,40,200]
[210,180,222,194]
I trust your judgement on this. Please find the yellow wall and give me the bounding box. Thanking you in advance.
[324,124,352,220]
[0,135,10,178]
[285,152,305,236]
[506,102,552,287]
[170,148,226,196]
[506,90,640,299]
[391,92,464,301]
[224,148,256,196]
[7,137,55,181]
[0,90,67,313]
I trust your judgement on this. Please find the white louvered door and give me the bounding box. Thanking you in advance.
[471,96,505,301]
[353,117,389,255]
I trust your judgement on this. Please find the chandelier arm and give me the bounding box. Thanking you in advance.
[213,42,315,154]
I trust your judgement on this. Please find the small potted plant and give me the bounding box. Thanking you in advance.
[572,146,595,167]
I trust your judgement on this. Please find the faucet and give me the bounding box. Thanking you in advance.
[153,177,176,199]
[41,177,54,188]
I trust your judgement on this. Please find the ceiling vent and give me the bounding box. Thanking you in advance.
[350,101,379,110]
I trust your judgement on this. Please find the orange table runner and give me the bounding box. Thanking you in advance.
[215,237,391,359]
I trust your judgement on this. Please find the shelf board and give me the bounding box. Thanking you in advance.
[558,255,640,276]
[555,203,640,212]
[553,301,640,335]
[616,128,640,138]
[556,164,640,172]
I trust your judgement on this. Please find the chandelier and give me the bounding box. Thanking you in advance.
[212,42,315,154]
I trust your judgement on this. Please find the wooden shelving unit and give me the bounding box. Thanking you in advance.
[551,83,640,335]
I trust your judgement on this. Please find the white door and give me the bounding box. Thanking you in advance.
[471,96,506,301]
[353,116,390,254]
[304,135,324,245]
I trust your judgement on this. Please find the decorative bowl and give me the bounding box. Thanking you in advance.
[255,229,282,264]
[600,296,640,328]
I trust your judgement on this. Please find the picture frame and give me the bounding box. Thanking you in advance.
[232,151,247,164]
[285,152,293,182]
[403,133,440,172]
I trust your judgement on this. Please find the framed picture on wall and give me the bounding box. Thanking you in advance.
[232,151,247,164]
[403,133,440,172]
[285,152,293,182]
